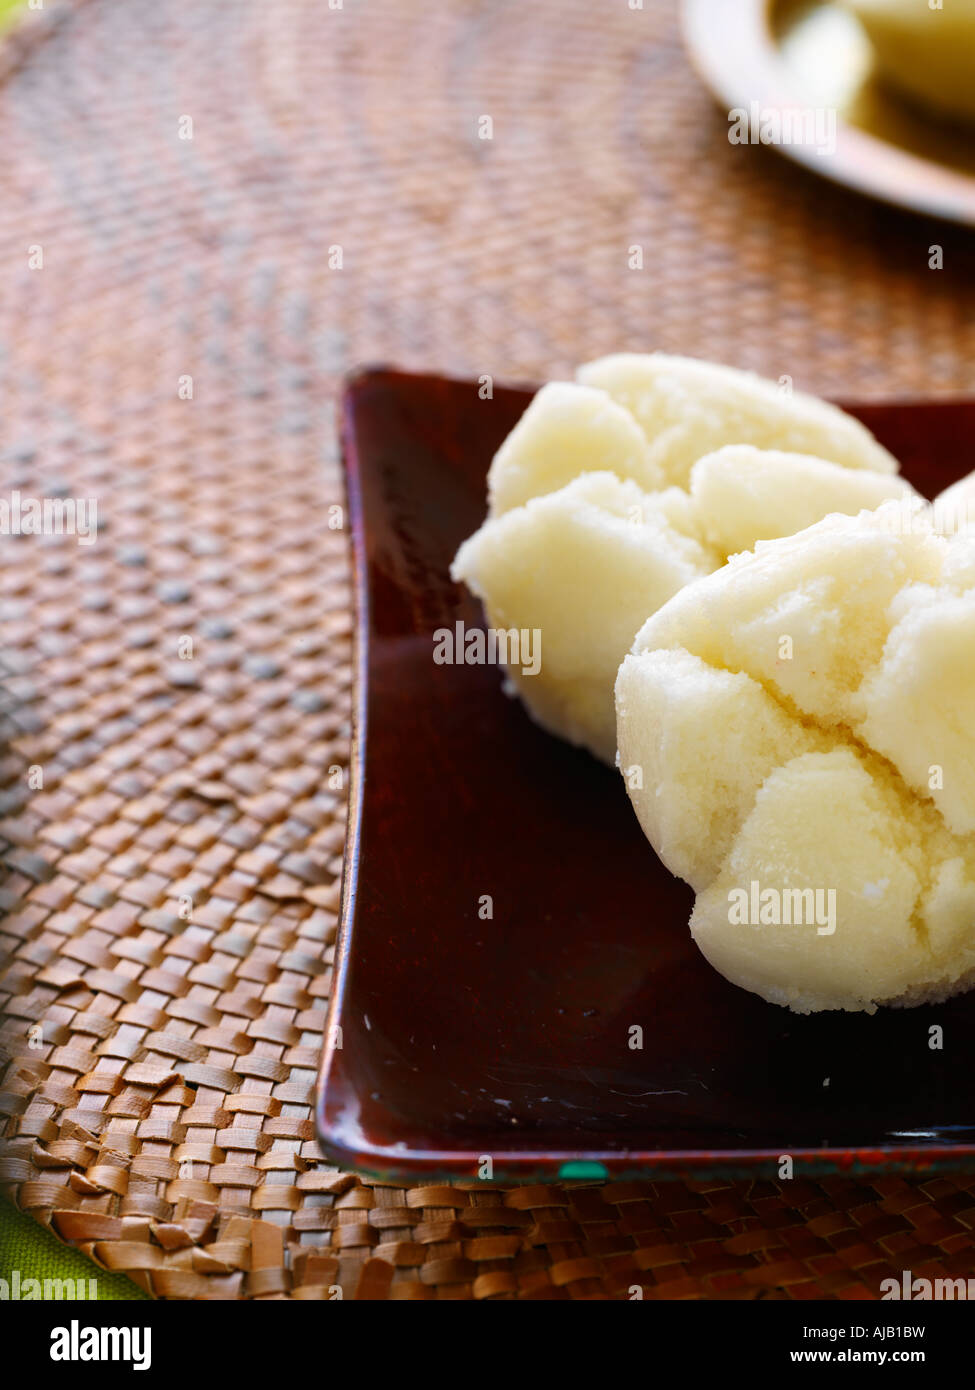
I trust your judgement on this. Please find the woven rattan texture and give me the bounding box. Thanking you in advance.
[1,0,975,1300]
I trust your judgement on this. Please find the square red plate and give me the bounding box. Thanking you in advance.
[317,368,975,1181]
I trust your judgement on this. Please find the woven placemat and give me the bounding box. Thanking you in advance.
[2,0,975,1300]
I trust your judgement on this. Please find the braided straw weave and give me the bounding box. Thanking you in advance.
[2,0,975,1300]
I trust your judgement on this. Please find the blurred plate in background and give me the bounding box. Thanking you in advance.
[683,0,975,226]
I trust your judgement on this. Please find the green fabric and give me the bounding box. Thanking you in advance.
[0,0,25,32]
[0,1200,149,1300]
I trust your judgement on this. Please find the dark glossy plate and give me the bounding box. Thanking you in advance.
[317,368,975,1181]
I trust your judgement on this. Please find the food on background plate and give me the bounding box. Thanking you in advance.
[844,0,975,124]
[454,353,910,762]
